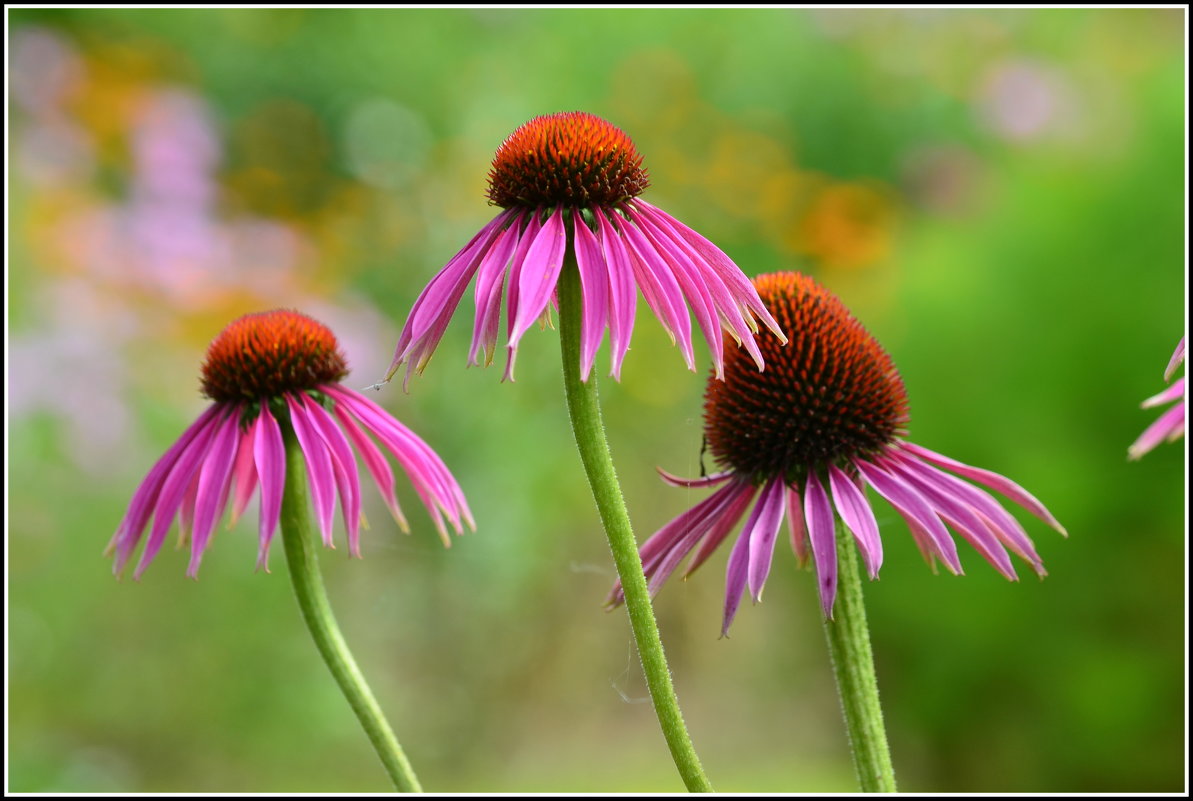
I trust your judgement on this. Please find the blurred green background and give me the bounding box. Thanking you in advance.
[7,8,1186,793]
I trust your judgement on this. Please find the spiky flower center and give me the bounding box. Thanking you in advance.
[486,112,650,209]
[201,309,348,403]
[704,272,909,482]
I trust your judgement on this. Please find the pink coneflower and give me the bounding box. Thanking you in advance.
[1128,335,1186,460]
[609,272,1066,633]
[109,309,473,578]
[386,111,785,386]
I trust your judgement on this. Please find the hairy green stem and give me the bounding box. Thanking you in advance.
[280,427,423,792]
[821,518,896,792]
[557,260,713,793]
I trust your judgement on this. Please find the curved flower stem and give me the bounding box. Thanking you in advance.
[557,259,713,793]
[822,518,896,792]
[279,427,423,793]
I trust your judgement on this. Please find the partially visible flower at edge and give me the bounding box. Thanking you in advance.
[609,272,1066,634]
[386,111,786,388]
[1128,335,1185,460]
[109,309,473,578]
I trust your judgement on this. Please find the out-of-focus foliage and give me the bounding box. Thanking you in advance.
[7,8,1186,793]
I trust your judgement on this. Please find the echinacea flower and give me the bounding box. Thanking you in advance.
[1128,335,1185,460]
[386,111,785,386]
[609,272,1066,633]
[109,309,473,578]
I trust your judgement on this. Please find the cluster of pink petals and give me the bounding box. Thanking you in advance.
[387,200,785,387]
[108,385,473,578]
[1128,336,1186,460]
[610,441,1066,635]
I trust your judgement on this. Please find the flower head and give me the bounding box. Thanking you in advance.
[387,111,785,387]
[1128,335,1185,460]
[109,310,473,578]
[609,272,1066,634]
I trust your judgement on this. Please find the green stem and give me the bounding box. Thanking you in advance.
[279,427,423,793]
[556,259,713,793]
[821,518,896,792]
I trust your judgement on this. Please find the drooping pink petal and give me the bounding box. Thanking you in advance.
[828,464,882,580]
[302,393,364,558]
[287,393,337,547]
[1164,335,1186,381]
[682,479,757,579]
[228,422,259,527]
[609,477,753,605]
[388,210,514,388]
[506,207,567,379]
[656,466,735,489]
[1129,401,1186,460]
[721,514,754,637]
[176,471,200,549]
[572,213,610,382]
[630,206,765,373]
[745,477,787,602]
[855,458,964,575]
[109,404,222,565]
[333,401,409,533]
[327,385,473,545]
[130,408,228,579]
[253,405,285,571]
[786,484,810,568]
[881,456,1017,581]
[891,449,1045,576]
[803,471,838,619]
[629,199,786,345]
[468,216,523,368]
[187,411,242,578]
[629,210,724,377]
[595,209,637,380]
[615,213,695,370]
[898,442,1066,536]
[1141,376,1185,408]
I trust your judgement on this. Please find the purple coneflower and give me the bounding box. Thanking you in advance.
[1128,335,1185,460]
[386,111,785,386]
[610,272,1066,634]
[109,309,473,578]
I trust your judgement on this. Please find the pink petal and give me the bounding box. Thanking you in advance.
[899,442,1066,536]
[287,394,337,547]
[745,478,787,602]
[388,210,514,388]
[187,411,242,577]
[573,213,610,382]
[616,214,695,370]
[109,405,222,566]
[1129,401,1186,460]
[303,393,364,558]
[1164,335,1185,381]
[468,217,522,368]
[721,513,754,637]
[881,456,1017,581]
[131,408,228,578]
[786,484,810,568]
[803,471,838,619]
[656,466,735,488]
[334,403,409,533]
[595,210,638,380]
[630,199,786,345]
[855,458,964,576]
[253,406,285,571]
[828,465,882,580]
[682,480,757,579]
[228,423,259,527]
[1141,376,1185,409]
[506,207,567,379]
